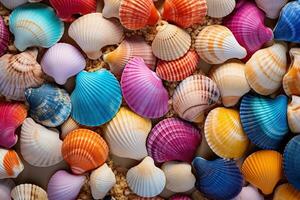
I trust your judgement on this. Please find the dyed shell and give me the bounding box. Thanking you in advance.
[288,96,300,133]
[0,148,24,179]
[255,0,288,19]
[0,179,15,200]
[0,16,9,56]
[169,195,192,200]
[103,0,121,19]
[283,48,300,96]
[232,185,264,200]
[206,0,236,18]
[274,183,300,200]
[11,184,47,200]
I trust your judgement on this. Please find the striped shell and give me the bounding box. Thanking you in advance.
[0,148,24,179]
[283,48,300,96]
[288,96,300,133]
[103,0,121,19]
[61,117,80,139]
[274,184,300,200]
[206,0,236,18]
[11,184,47,200]
[0,16,9,56]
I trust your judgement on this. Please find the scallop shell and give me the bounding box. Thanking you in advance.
[0,148,24,179]
[172,74,220,123]
[245,42,287,95]
[71,70,122,126]
[61,117,80,139]
[103,0,121,19]
[11,184,47,200]
[68,13,123,60]
[0,0,42,9]
[288,96,300,133]
[103,107,151,160]
[206,0,236,18]
[241,150,283,195]
[0,49,44,101]
[232,185,264,200]
[255,0,288,19]
[195,25,247,64]
[121,57,169,119]
[90,163,116,199]
[9,3,64,51]
[274,183,300,200]
[126,156,166,198]
[209,60,250,107]
[0,179,15,200]
[0,16,9,56]
[283,48,300,96]
[152,22,191,61]
[62,129,109,174]
[169,195,192,200]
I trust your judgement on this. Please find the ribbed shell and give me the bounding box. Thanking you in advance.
[206,0,236,18]
[0,16,9,56]
[0,148,24,179]
[0,179,15,200]
[283,48,300,96]
[61,117,80,139]
[274,184,300,200]
[0,0,42,9]
[288,96,300,133]
[103,0,121,19]
[170,195,192,200]
[255,0,288,19]
[232,185,264,200]
[11,184,47,200]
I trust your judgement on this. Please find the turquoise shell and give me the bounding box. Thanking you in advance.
[25,83,71,127]
[71,69,122,126]
[9,3,64,51]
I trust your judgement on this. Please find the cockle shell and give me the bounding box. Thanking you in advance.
[9,3,64,51]
[126,157,166,198]
[0,179,15,200]
[162,0,207,28]
[0,102,27,148]
[288,96,300,133]
[61,117,80,139]
[283,48,300,96]
[41,43,86,85]
[170,195,192,200]
[152,22,191,61]
[209,60,250,107]
[172,74,220,123]
[0,0,42,9]
[0,49,44,101]
[241,150,283,195]
[62,129,109,174]
[274,183,300,200]
[0,148,24,179]
[0,16,9,56]
[206,0,236,18]
[103,0,121,19]
[245,42,287,95]
[11,184,47,200]
[68,13,123,60]
[232,185,264,200]
[255,0,288,19]
[103,107,151,160]
[195,25,247,64]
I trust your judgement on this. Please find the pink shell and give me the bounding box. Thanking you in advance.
[0,16,9,56]
[121,57,169,118]
[170,194,192,200]
[146,118,201,163]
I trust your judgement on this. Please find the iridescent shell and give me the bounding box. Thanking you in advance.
[11,184,47,200]
[255,0,288,19]
[103,0,121,19]
[0,179,15,200]
[0,16,9,56]
[274,184,300,200]
[232,185,264,200]
[283,48,300,96]
[206,0,236,18]
[0,148,24,179]
[288,96,300,133]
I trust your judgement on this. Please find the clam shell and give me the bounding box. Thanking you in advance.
[0,0,42,9]
[274,183,300,200]
[195,25,247,64]
[11,184,47,200]
[241,150,283,195]
[61,117,80,140]
[0,16,9,56]
[255,0,288,19]
[288,96,300,133]
[232,185,264,200]
[0,179,15,200]
[103,0,121,19]
[169,195,192,200]
[283,48,300,96]
[206,0,235,18]
[0,148,24,179]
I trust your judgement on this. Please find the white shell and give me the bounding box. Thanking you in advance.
[255,0,288,19]
[0,179,15,200]
[11,184,48,200]
[206,0,236,18]
[288,96,300,134]
[61,117,80,140]
[232,185,264,200]
[0,0,41,9]
[0,149,24,179]
[103,0,121,19]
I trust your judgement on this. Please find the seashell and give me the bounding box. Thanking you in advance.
[119,0,159,30]
[47,170,86,200]
[255,0,288,19]
[169,195,192,200]
[172,74,220,123]
[103,107,151,160]
[90,163,116,199]
[9,3,64,51]
[241,150,283,195]
[274,1,300,43]
[146,118,201,163]
[0,49,44,101]
[11,184,47,200]
[61,117,80,139]
[274,183,300,200]
[0,0,42,9]
[25,84,71,127]
[209,60,250,107]
[223,0,274,60]
[206,0,236,18]
[49,0,97,22]
[20,118,63,167]
[156,50,200,82]
[41,43,86,85]
[121,57,168,119]
[204,107,249,159]
[192,157,243,200]
[126,156,166,198]
[0,179,15,200]
[162,0,207,28]
[0,16,9,56]
[0,102,27,148]
[62,129,109,174]
[195,25,247,64]
[283,135,300,190]
[232,185,264,200]
[283,48,300,96]
[0,148,24,179]
[103,0,121,19]
[71,70,122,126]
[152,22,191,61]
[161,161,196,193]
[103,36,156,78]
[245,42,287,95]
[288,96,300,133]
[240,94,289,150]
[68,13,123,60]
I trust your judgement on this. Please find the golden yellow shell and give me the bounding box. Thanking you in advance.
[274,183,300,200]
[283,48,300,96]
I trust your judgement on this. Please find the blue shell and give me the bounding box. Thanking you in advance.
[25,83,71,127]
[9,3,64,51]
[274,0,300,43]
[283,135,300,190]
[71,69,122,126]
[192,157,243,200]
[240,94,289,150]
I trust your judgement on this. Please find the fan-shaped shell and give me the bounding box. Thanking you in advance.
[103,0,121,19]
[195,25,247,64]
[121,57,168,119]
[283,48,300,96]
[255,0,288,19]
[152,22,191,61]
[169,195,192,200]
[62,129,109,174]
[9,3,64,51]
[241,150,283,195]
[68,13,123,60]
[0,179,15,200]
[0,148,23,179]
[274,183,300,200]
[71,70,122,126]
[232,185,264,200]
[288,96,300,133]
[206,0,235,18]
[245,42,287,95]
[126,156,166,198]
[61,117,80,139]
[11,184,47,200]
[0,0,41,9]
[172,74,220,123]
[0,16,9,56]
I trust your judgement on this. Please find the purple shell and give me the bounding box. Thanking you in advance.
[121,57,169,118]
[147,118,201,163]
[0,16,9,56]
[170,194,192,200]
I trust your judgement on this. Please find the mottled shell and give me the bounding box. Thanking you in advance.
[0,148,24,179]
[283,48,300,96]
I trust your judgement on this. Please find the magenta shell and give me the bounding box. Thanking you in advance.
[0,16,9,56]
[223,0,273,60]
[170,194,192,200]
[121,57,169,119]
[146,118,201,163]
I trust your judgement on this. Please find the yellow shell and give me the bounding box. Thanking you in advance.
[283,48,300,96]
[274,183,300,200]
[288,96,300,134]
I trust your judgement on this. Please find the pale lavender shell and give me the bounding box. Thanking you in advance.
[0,179,15,200]
[0,16,9,56]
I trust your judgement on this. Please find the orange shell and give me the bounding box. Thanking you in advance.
[62,128,109,174]
[0,149,24,179]
[274,183,300,200]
